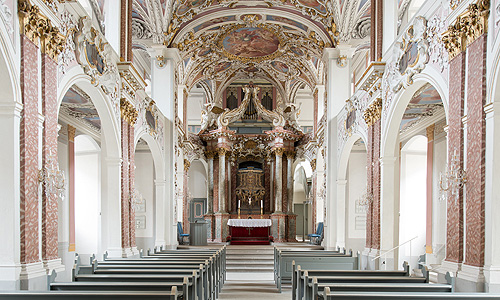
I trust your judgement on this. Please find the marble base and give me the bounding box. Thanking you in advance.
[204,214,214,242]
[456,264,485,292]
[19,262,47,291]
[122,247,134,258]
[286,214,297,242]
[437,260,461,284]
[271,213,286,242]
[485,265,500,292]
[214,213,230,242]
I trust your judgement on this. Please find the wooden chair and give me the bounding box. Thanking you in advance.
[308,222,323,245]
[177,222,190,245]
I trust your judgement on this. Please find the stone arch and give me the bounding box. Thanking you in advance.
[58,69,122,257]
[379,77,448,269]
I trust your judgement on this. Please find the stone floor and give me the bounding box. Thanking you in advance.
[219,272,290,300]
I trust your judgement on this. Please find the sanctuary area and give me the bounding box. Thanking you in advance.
[2,0,500,299]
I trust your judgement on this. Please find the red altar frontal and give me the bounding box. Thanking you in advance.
[227,219,272,245]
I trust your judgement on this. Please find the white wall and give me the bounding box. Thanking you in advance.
[346,150,367,254]
[399,136,427,271]
[135,150,155,252]
[74,135,101,257]
[295,88,314,127]
[188,160,207,199]
[431,133,447,264]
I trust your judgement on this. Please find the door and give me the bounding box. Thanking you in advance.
[190,198,207,222]
[295,203,308,241]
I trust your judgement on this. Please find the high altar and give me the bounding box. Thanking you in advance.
[197,83,306,243]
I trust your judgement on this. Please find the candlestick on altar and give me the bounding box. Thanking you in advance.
[260,200,263,219]
[238,208,241,219]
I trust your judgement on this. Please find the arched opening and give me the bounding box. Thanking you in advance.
[188,160,208,224]
[74,134,101,257]
[134,138,155,251]
[398,135,427,269]
[382,81,447,271]
[346,138,368,255]
[293,161,313,242]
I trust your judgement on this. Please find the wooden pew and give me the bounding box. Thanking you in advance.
[293,261,410,300]
[306,275,429,300]
[96,259,218,300]
[292,261,410,300]
[74,273,198,300]
[0,290,180,300]
[51,282,186,298]
[321,288,500,300]
[91,262,211,300]
[275,248,358,292]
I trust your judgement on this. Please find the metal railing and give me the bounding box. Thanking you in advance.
[371,236,419,270]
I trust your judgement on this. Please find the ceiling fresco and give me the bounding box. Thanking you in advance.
[399,83,444,133]
[61,86,102,132]
[131,0,371,105]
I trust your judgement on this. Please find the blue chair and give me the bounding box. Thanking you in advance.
[177,222,190,245]
[308,222,324,245]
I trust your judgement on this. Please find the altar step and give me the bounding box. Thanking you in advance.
[226,245,274,273]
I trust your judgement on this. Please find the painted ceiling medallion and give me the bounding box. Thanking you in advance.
[218,24,283,63]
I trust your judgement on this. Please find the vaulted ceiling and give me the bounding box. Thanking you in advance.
[131,0,371,103]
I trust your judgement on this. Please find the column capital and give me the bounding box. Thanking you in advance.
[184,159,190,172]
[217,147,228,157]
[0,101,23,117]
[205,150,217,159]
[154,180,167,186]
[67,124,76,142]
[274,148,285,157]
[379,156,397,166]
[284,150,295,159]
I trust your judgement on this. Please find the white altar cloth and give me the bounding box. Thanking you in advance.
[227,219,272,227]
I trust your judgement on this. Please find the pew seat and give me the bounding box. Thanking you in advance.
[0,290,179,300]
[322,289,500,300]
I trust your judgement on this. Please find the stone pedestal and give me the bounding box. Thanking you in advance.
[271,213,286,242]
[286,214,297,242]
[214,213,230,242]
[204,214,214,242]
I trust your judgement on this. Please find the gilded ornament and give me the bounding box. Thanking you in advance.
[184,159,191,171]
[120,98,138,126]
[363,98,382,127]
[442,0,489,59]
[204,150,217,159]
[310,159,317,171]
[217,148,228,156]
[274,148,285,157]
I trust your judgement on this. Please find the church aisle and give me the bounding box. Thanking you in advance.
[219,272,290,300]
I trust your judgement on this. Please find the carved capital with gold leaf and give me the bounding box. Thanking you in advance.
[217,148,228,157]
[184,159,191,172]
[120,98,138,126]
[310,159,317,171]
[205,150,217,160]
[284,151,296,160]
[273,148,285,157]
[363,98,382,127]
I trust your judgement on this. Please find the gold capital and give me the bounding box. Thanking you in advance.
[120,98,138,126]
[67,124,76,142]
[363,98,382,127]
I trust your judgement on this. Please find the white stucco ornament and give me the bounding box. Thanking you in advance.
[390,16,429,93]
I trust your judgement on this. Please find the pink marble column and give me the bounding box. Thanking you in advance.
[41,52,59,261]
[365,124,374,249]
[426,125,435,254]
[371,119,381,250]
[121,119,130,249]
[128,124,136,248]
[464,34,487,267]
[20,35,40,264]
[445,51,465,264]
[68,125,76,252]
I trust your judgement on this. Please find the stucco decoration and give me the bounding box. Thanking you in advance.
[75,17,120,116]
[0,0,13,35]
[337,95,368,159]
[59,9,77,75]
[200,102,224,132]
[389,16,429,93]
[427,11,449,72]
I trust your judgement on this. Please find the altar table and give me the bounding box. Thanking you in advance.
[227,219,272,245]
